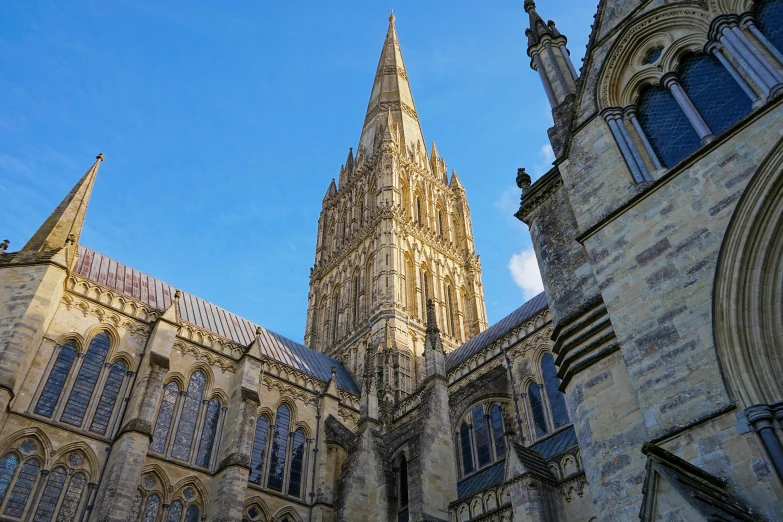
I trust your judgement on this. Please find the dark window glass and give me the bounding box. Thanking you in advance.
[528,384,549,438]
[679,54,752,134]
[183,506,199,522]
[398,456,408,508]
[56,473,86,522]
[196,398,221,468]
[397,513,409,522]
[0,454,19,505]
[35,343,77,418]
[90,361,127,435]
[32,466,66,522]
[637,85,701,168]
[61,332,112,426]
[267,405,291,491]
[150,382,179,453]
[459,422,474,475]
[171,371,206,461]
[4,458,40,517]
[332,291,340,344]
[472,405,492,468]
[165,501,182,522]
[128,490,143,522]
[249,417,270,485]
[490,404,506,459]
[287,429,306,498]
[141,494,160,522]
[757,0,783,53]
[644,47,663,64]
[352,278,359,327]
[542,354,569,430]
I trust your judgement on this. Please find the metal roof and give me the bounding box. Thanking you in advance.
[446,292,548,372]
[74,246,360,394]
[529,425,578,460]
[456,461,506,500]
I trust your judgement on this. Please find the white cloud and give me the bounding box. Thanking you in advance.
[508,248,544,300]
[533,144,555,178]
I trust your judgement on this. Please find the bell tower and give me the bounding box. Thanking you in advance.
[305,12,488,402]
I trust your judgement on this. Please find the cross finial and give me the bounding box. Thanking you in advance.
[0,239,9,252]
[96,153,104,162]
[389,9,395,23]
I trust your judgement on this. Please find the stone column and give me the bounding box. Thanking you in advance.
[741,14,783,73]
[713,17,777,94]
[624,105,664,172]
[707,43,761,104]
[601,107,646,183]
[661,74,713,143]
[730,25,783,83]
[746,404,783,481]
[532,53,557,108]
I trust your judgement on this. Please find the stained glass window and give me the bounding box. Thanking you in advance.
[35,342,77,418]
[32,466,66,522]
[637,85,701,168]
[528,383,549,438]
[267,405,291,491]
[196,398,221,468]
[0,454,18,505]
[90,361,127,435]
[756,0,783,53]
[183,506,199,522]
[128,490,143,522]
[57,473,86,522]
[472,405,492,469]
[172,371,207,461]
[150,382,179,453]
[398,455,408,508]
[166,501,182,522]
[4,458,40,517]
[644,47,663,65]
[679,54,752,134]
[459,422,474,475]
[141,494,160,522]
[249,417,270,485]
[541,354,569,430]
[490,404,506,459]
[287,429,306,498]
[61,332,112,427]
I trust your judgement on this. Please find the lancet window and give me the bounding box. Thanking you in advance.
[528,383,549,438]
[33,332,130,437]
[541,353,570,430]
[455,403,508,479]
[149,371,224,470]
[397,454,409,522]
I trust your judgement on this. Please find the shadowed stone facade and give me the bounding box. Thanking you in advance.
[2,1,783,521]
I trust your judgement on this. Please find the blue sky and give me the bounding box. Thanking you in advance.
[0,0,595,342]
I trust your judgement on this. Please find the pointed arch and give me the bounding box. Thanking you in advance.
[49,441,98,479]
[244,497,272,522]
[272,506,303,522]
[170,476,209,507]
[0,428,52,464]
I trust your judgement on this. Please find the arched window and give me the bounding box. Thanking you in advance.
[415,196,423,225]
[541,354,569,430]
[34,342,78,418]
[352,277,360,327]
[171,371,207,461]
[150,382,179,453]
[359,200,365,227]
[196,397,222,468]
[756,0,783,52]
[184,506,199,522]
[446,285,456,337]
[459,422,474,476]
[167,501,183,522]
[33,466,66,521]
[61,332,112,427]
[267,405,291,491]
[250,416,270,485]
[637,85,701,168]
[287,429,306,498]
[332,289,340,344]
[56,472,86,522]
[528,383,549,438]
[0,453,18,505]
[141,494,161,522]
[437,209,444,238]
[489,404,506,459]
[398,351,412,396]
[90,360,127,435]
[472,405,492,469]
[398,455,408,518]
[678,54,752,135]
[4,457,40,517]
[128,490,143,522]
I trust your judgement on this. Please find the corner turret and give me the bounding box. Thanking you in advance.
[424,299,446,378]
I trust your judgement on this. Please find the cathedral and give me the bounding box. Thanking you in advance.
[1,0,783,521]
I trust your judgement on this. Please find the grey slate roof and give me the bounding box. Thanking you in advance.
[74,245,360,394]
[456,461,505,500]
[446,292,548,372]
[529,426,578,460]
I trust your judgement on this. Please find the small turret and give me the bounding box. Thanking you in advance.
[323,178,338,201]
[524,0,579,109]
[424,299,446,378]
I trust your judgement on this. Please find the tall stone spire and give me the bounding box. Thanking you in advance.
[424,299,446,378]
[14,153,104,267]
[357,11,426,155]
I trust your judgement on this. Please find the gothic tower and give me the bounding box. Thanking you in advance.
[305,13,488,402]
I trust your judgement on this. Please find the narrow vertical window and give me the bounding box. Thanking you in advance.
[141,494,161,522]
[528,383,549,438]
[35,342,77,418]
[398,455,408,513]
[287,429,306,498]
[171,371,207,461]
[332,290,340,344]
[128,490,143,522]
[62,332,112,426]
[32,466,66,522]
[447,287,455,336]
[438,211,444,237]
[0,454,19,505]
[90,360,127,435]
[57,473,86,522]
[267,405,291,491]
[472,405,492,468]
[542,354,569,429]
[184,506,199,522]
[416,197,422,225]
[4,458,40,517]
[490,405,506,459]
[150,382,179,453]
[459,422,474,475]
[249,417,270,484]
[166,501,182,522]
[359,201,365,227]
[196,398,221,468]
[352,278,360,327]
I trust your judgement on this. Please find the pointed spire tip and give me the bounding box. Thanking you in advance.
[389,9,395,23]
[96,153,104,162]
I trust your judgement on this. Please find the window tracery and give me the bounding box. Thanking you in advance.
[456,403,508,479]
[528,383,549,438]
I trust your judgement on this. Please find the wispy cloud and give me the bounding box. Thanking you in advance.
[508,248,544,300]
